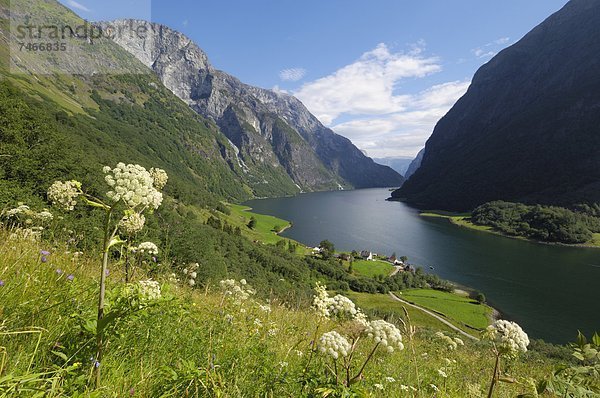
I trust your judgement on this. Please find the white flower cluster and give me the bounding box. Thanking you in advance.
[435,331,464,350]
[103,163,163,209]
[138,280,162,301]
[365,320,404,353]
[149,167,168,190]
[47,181,81,211]
[318,331,351,359]
[183,262,199,286]
[136,241,158,255]
[3,205,53,223]
[312,283,367,323]
[484,320,529,356]
[118,212,145,235]
[113,279,161,310]
[220,279,255,303]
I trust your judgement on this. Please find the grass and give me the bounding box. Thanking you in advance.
[399,289,493,331]
[421,211,600,248]
[0,228,567,397]
[344,291,459,335]
[351,259,395,278]
[227,204,292,244]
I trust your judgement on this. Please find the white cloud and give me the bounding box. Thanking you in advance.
[291,43,469,157]
[272,85,289,94]
[279,68,306,82]
[472,37,510,59]
[330,81,470,157]
[295,43,441,125]
[67,0,91,12]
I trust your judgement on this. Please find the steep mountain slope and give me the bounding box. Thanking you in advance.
[393,0,600,211]
[373,157,412,176]
[403,149,424,180]
[0,0,251,206]
[104,20,404,192]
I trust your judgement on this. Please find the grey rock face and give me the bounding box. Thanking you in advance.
[104,20,403,195]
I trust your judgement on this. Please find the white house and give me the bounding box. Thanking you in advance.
[360,250,373,261]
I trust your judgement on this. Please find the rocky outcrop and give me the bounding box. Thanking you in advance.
[403,149,424,180]
[104,20,403,195]
[393,0,600,210]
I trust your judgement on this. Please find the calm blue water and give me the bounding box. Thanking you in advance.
[246,188,600,344]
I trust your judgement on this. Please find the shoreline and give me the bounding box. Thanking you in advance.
[420,212,600,249]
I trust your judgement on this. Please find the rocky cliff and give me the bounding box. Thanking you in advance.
[104,20,403,195]
[392,0,600,210]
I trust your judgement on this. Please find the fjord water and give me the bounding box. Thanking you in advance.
[246,188,600,343]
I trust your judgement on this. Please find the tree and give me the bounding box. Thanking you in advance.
[247,216,257,229]
[319,239,335,259]
[475,292,486,304]
[400,255,408,263]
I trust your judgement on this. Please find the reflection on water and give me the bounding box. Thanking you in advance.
[246,188,600,343]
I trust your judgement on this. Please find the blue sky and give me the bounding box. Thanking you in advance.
[60,0,569,157]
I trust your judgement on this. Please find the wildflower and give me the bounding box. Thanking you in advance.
[374,383,384,390]
[312,282,331,318]
[435,331,458,350]
[365,320,404,353]
[253,318,263,328]
[47,181,81,210]
[4,204,32,218]
[385,376,396,383]
[430,384,439,392]
[400,385,409,391]
[149,167,168,190]
[219,279,255,303]
[137,280,161,301]
[41,250,50,256]
[454,337,464,346]
[224,314,234,323]
[318,331,351,360]
[104,163,163,209]
[129,387,135,396]
[294,350,304,357]
[36,210,53,222]
[438,369,448,378]
[41,256,48,263]
[118,212,146,235]
[56,269,63,275]
[278,361,288,368]
[105,269,110,276]
[188,279,196,286]
[67,274,74,281]
[484,320,529,357]
[259,304,271,313]
[190,271,197,278]
[137,242,158,255]
[267,328,278,337]
[0,280,4,287]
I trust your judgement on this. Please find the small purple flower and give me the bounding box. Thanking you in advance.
[67,274,74,281]
[0,280,4,287]
[40,250,50,256]
[41,256,48,263]
[105,269,110,276]
[94,361,100,368]
[56,269,63,275]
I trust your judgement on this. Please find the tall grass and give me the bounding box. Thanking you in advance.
[0,229,569,397]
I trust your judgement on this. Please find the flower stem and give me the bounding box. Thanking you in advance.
[350,342,379,384]
[94,207,113,387]
[486,353,500,398]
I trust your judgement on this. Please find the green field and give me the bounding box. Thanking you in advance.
[227,204,292,244]
[421,211,600,248]
[399,289,492,331]
[352,259,395,278]
[344,292,461,335]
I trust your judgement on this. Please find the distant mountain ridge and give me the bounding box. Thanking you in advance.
[393,0,600,210]
[373,157,412,176]
[103,20,404,195]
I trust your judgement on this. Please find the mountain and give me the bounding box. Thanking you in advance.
[403,149,424,180]
[103,20,403,194]
[392,0,600,211]
[0,0,251,206]
[372,157,412,176]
